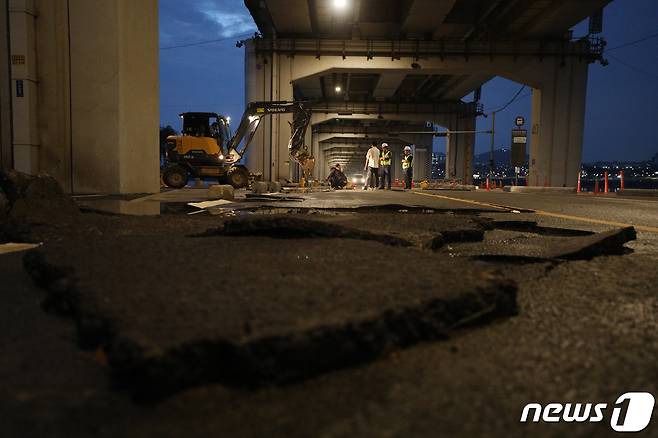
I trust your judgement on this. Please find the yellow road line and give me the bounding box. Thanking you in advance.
[413,191,658,234]
[413,191,510,210]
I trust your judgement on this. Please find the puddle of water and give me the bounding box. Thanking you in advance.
[77,199,196,216]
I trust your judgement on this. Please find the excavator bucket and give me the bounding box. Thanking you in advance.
[300,156,315,179]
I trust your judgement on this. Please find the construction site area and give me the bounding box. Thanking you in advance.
[2,0,657,436]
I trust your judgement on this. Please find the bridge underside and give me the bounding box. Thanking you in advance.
[245,0,611,187]
[0,0,610,193]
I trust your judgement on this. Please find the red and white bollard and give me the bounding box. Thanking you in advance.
[620,170,625,191]
[604,170,609,194]
[577,172,581,193]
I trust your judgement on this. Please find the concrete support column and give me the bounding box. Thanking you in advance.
[35,0,72,189]
[63,0,159,193]
[244,39,268,180]
[391,145,401,182]
[8,0,39,174]
[3,0,159,193]
[445,115,475,184]
[528,59,588,187]
[0,0,13,169]
[272,52,294,182]
[311,130,321,180]
[411,134,432,181]
[244,40,295,182]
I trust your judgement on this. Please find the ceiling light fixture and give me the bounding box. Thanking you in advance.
[335,85,342,93]
[333,0,348,9]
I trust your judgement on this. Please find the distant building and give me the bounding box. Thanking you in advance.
[431,153,446,179]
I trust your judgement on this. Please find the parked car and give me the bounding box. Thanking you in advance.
[351,173,365,186]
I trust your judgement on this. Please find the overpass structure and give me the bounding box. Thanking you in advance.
[0,0,611,193]
[243,0,612,186]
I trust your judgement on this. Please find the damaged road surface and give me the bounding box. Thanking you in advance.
[4,171,656,438]
[24,230,517,401]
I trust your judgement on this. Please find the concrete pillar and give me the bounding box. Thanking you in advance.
[3,0,159,193]
[66,0,159,193]
[273,54,295,182]
[445,115,475,184]
[0,0,12,169]
[311,130,321,180]
[244,39,268,180]
[411,134,432,181]
[529,59,588,187]
[35,0,72,189]
[244,40,296,183]
[8,0,39,174]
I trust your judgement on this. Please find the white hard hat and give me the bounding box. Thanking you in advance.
[404,145,412,152]
[381,142,389,148]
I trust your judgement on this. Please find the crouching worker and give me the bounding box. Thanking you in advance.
[327,164,348,189]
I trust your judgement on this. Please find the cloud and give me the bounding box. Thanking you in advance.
[159,0,257,47]
[197,0,257,38]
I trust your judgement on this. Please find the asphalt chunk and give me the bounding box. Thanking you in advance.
[25,235,517,401]
[488,220,595,237]
[310,212,487,250]
[198,215,414,247]
[446,226,637,261]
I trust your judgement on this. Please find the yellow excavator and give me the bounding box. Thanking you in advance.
[162,101,315,188]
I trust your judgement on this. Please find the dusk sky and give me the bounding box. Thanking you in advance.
[159,0,658,163]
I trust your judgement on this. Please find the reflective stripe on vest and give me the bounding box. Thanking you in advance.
[402,155,413,169]
[380,150,392,166]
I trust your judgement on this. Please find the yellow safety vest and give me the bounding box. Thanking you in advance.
[402,155,413,169]
[380,150,392,166]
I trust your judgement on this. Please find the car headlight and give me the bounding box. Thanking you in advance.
[352,178,357,183]
[360,178,365,183]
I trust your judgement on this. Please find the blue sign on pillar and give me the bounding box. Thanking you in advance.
[16,80,24,98]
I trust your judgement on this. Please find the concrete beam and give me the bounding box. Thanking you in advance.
[440,74,494,100]
[266,0,312,34]
[401,0,456,37]
[311,113,452,129]
[372,73,407,99]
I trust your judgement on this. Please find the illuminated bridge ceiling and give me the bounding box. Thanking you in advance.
[245,0,612,106]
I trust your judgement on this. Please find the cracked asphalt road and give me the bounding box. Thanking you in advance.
[2,187,658,438]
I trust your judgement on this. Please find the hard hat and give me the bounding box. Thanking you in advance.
[382,142,389,148]
[404,145,412,152]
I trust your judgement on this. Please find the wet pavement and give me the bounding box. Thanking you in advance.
[2,182,658,437]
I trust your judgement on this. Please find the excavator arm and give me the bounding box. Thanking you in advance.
[224,101,314,178]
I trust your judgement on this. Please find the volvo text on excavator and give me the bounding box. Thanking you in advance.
[162,101,314,189]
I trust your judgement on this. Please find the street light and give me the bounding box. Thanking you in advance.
[335,85,342,93]
[333,0,348,9]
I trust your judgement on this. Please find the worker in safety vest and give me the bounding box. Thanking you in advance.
[402,145,414,190]
[378,143,392,190]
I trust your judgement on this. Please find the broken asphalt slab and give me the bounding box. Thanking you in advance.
[447,226,637,262]
[23,234,517,401]
[201,211,492,251]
